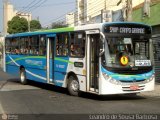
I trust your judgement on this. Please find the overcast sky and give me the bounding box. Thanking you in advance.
[0,0,76,32]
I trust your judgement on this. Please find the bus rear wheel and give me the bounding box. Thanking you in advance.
[67,76,80,96]
[20,68,27,85]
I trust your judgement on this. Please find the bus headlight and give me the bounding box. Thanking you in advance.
[102,73,111,80]
[109,79,121,85]
[102,73,121,85]
[147,74,155,82]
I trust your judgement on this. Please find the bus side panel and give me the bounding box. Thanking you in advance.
[26,68,47,83]
[22,56,47,83]
[77,75,86,92]
[66,58,87,92]
[6,65,20,77]
[6,54,20,76]
[54,57,69,87]
[6,54,47,83]
[54,72,65,87]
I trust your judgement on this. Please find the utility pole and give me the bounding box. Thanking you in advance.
[126,0,132,21]
[3,0,8,35]
[117,0,132,21]
[104,0,106,10]
[143,0,150,17]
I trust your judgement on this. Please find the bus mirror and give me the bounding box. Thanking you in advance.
[99,32,105,56]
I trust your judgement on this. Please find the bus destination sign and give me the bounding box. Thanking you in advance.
[104,24,151,34]
[109,27,145,34]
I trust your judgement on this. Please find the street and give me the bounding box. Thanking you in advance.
[0,69,160,120]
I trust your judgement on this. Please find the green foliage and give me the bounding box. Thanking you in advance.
[7,16,28,34]
[30,20,41,31]
[51,21,67,29]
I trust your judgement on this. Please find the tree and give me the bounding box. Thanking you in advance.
[51,21,67,29]
[30,20,41,31]
[7,16,28,34]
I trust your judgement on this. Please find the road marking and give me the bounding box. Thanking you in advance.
[0,80,40,91]
[0,101,5,114]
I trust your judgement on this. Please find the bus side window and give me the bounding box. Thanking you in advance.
[70,32,85,57]
[19,37,27,55]
[5,38,11,54]
[56,33,69,56]
[39,36,46,56]
[10,38,19,54]
[26,36,39,55]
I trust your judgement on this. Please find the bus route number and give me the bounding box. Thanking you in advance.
[110,27,118,33]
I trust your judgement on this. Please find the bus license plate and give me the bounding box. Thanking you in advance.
[130,85,139,90]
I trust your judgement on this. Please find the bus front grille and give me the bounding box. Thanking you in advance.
[122,85,145,91]
[120,79,146,83]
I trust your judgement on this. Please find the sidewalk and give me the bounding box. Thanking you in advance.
[140,82,160,97]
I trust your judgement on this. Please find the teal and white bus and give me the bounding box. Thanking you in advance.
[4,22,155,96]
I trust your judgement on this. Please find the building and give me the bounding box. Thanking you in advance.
[66,12,75,27]
[3,1,32,35]
[75,0,123,25]
[132,0,160,82]
[3,1,17,35]
[74,0,146,26]
[16,13,32,22]
[132,0,145,7]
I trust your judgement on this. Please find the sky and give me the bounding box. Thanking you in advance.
[0,0,76,32]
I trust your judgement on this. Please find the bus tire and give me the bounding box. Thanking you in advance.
[67,76,80,96]
[20,68,27,85]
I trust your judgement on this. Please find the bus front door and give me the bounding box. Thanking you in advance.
[47,34,56,84]
[86,31,100,93]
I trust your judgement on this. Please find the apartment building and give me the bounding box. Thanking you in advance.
[67,0,145,26]
[66,12,75,27]
[3,1,32,35]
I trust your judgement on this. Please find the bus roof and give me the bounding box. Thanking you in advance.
[6,22,151,38]
[103,21,151,28]
[6,27,74,38]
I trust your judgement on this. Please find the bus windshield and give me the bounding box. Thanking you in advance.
[103,36,151,68]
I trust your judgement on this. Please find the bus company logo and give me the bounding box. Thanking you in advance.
[1,113,7,120]
[120,56,128,66]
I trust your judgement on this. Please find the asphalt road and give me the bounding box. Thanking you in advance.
[0,69,160,120]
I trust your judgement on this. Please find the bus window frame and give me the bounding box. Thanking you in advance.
[5,37,20,55]
[55,32,69,57]
[39,35,47,56]
[69,31,86,58]
[5,34,47,56]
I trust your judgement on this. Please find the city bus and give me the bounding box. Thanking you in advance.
[4,22,155,96]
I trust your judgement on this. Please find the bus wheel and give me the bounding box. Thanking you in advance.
[68,76,80,96]
[20,68,27,85]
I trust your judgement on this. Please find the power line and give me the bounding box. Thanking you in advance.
[42,8,76,27]
[45,2,107,25]
[24,0,47,13]
[17,0,39,14]
[42,1,107,27]
[54,2,117,27]
[41,0,121,27]
[65,0,122,26]
[19,0,44,13]
[0,2,75,10]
